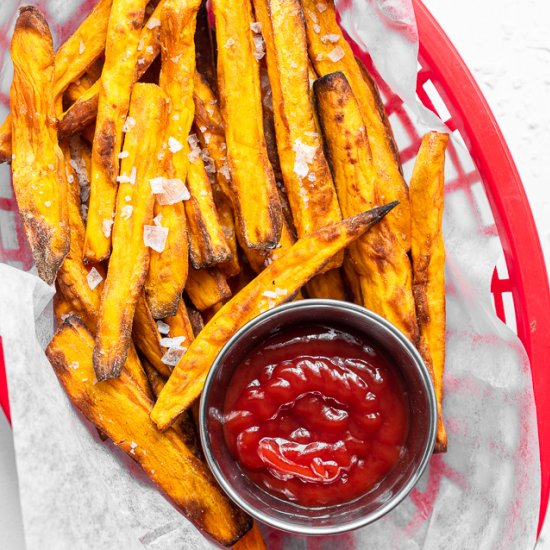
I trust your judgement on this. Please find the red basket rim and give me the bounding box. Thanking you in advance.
[413,0,550,533]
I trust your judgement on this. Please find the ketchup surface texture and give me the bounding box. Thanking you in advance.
[223,325,409,507]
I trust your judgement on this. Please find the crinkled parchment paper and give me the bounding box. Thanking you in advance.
[0,0,540,548]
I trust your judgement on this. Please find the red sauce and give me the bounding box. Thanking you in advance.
[223,325,409,507]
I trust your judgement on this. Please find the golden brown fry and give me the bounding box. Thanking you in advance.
[307,269,347,300]
[187,305,205,337]
[186,155,232,269]
[164,299,196,345]
[214,193,241,277]
[151,202,396,430]
[133,296,173,379]
[144,0,201,318]
[141,356,201,459]
[233,523,267,550]
[10,7,69,285]
[410,131,448,453]
[303,0,411,251]
[0,0,113,162]
[252,0,342,247]
[84,0,149,262]
[212,0,282,249]
[53,286,76,325]
[314,72,418,342]
[94,84,168,380]
[185,267,231,311]
[47,316,252,546]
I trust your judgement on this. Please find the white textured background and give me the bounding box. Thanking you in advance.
[1,1,549,548]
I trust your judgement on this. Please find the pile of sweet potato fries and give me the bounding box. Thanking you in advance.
[2,0,448,546]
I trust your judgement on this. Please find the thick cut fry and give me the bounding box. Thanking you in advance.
[303,0,411,251]
[252,0,342,247]
[10,7,69,284]
[94,84,168,380]
[141,357,201,459]
[133,296,173,379]
[0,0,113,162]
[410,132,448,453]
[185,156,232,269]
[307,269,347,300]
[233,523,267,550]
[212,0,282,249]
[214,193,240,277]
[164,299,196,345]
[84,0,149,262]
[151,203,396,430]
[314,72,418,342]
[186,267,231,311]
[47,317,252,546]
[58,3,163,139]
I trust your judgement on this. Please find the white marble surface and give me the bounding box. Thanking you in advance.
[1,1,549,548]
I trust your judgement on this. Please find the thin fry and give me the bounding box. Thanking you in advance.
[0,0,113,162]
[10,7,69,284]
[303,0,411,250]
[252,0,342,247]
[314,72,418,342]
[151,202,397,430]
[94,84,168,380]
[185,267,231,311]
[410,131,449,453]
[212,0,282,249]
[47,316,252,546]
[84,0,149,261]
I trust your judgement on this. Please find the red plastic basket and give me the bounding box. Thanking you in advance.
[0,0,548,538]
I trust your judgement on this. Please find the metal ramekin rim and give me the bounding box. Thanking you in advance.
[199,299,438,535]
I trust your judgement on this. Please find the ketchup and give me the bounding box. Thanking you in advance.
[223,325,409,507]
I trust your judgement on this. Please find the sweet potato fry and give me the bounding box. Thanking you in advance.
[410,131,449,453]
[143,0,200,319]
[164,298,196,345]
[59,2,163,139]
[47,316,252,546]
[307,269,347,300]
[212,0,282,249]
[303,0,411,251]
[141,356,201,459]
[133,296,172,378]
[233,523,267,550]
[10,7,69,285]
[314,72,418,342]
[151,202,396,430]
[214,192,241,277]
[186,267,231,311]
[84,0,149,262]
[0,0,113,163]
[94,84,168,381]
[186,155,232,269]
[252,0,342,248]
[343,254,362,304]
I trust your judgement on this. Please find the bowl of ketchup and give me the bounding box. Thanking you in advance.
[200,299,437,535]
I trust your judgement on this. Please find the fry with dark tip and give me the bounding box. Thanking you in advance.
[151,202,397,430]
[314,72,418,343]
[84,0,149,262]
[0,0,113,163]
[410,131,449,453]
[302,0,411,251]
[252,0,342,257]
[186,267,231,311]
[212,0,282,249]
[47,316,252,546]
[93,84,167,380]
[10,7,69,285]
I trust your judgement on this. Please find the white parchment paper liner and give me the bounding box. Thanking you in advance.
[0,0,540,548]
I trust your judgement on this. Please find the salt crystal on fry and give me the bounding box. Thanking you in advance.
[122,116,136,133]
[160,336,186,348]
[156,178,190,205]
[118,151,129,159]
[143,225,168,252]
[161,347,186,366]
[321,34,340,44]
[157,321,170,335]
[168,137,183,153]
[250,22,262,33]
[86,267,103,290]
[316,2,327,12]
[146,17,160,29]
[102,218,113,238]
[327,45,345,62]
[120,205,133,219]
[79,40,85,54]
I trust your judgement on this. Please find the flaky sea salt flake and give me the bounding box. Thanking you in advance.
[118,151,129,159]
[144,225,169,252]
[321,33,340,44]
[160,336,186,348]
[102,218,113,238]
[327,45,345,62]
[156,178,190,205]
[123,116,136,133]
[87,267,103,290]
[146,17,161,29]
[250,21,262,33]
[313,24,321,34]
[161,347,186,366]
[168,136,183,153]
[316,2,327,12]
[224,37,235,49]
[120,205,133,219]
[157,320,170,334]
